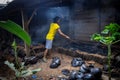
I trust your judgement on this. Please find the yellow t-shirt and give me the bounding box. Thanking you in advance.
[46,23,60,40]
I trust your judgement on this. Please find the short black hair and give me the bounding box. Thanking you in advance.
[53,16,60,23]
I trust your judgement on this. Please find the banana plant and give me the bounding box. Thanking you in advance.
[91,23,120,80]
[0,20,41,79]
[0,20,31,46]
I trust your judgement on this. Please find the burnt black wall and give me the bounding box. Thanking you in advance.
[0,0,119,47]
[68,0,117,42]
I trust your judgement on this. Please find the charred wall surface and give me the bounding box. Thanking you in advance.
[69,0,117,41]
[0,0,119,46]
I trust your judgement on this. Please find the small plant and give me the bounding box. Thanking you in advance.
[91,23,120,80]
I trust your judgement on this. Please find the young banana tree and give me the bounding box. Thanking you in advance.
[91,23,120,80]
[0,20,41,79]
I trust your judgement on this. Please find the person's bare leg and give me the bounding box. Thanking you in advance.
[43,49,48,62]
[48,49,52,59]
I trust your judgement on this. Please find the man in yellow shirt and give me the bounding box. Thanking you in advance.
[43,16,70,62]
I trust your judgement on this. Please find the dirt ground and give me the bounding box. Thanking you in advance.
[26,51,118,80]
[0,48,119,80]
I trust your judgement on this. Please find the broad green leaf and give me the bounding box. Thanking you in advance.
[0,20,31,46]
[100,37,115,45]
[91,33,102,41]
[105,23,120,34]
[112,32,120,39]
[101,29,109,34]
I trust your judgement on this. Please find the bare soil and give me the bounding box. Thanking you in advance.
[26,51,117,80]
[0,47,119,80]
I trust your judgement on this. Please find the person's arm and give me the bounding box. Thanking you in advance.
[57,28,70,39]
